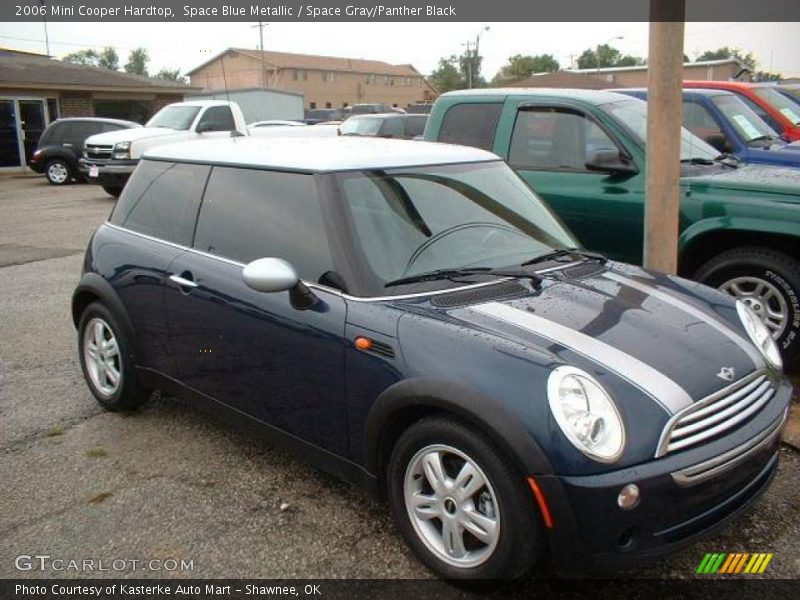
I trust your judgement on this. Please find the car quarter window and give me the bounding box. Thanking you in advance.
[439,103,502,151]
[197,106,236,132]
[509,108,619,170]
[193,167,335,282]
[382,117,405,137]
[109,160,210,246]
[405,116,427,137]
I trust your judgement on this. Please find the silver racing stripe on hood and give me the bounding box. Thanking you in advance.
[603,272,764,369]
[470,302,693,415]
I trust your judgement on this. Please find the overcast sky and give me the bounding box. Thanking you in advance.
[1,21,798,78]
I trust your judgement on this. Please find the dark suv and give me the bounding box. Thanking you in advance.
[339,113,427,139]
[73,136,791,579]
[29,118,140,185]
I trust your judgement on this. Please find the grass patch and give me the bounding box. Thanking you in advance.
[45,426,64,437]
[88,491,112,504]
[83,447,108,458]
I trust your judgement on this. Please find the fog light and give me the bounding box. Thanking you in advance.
[617,483,640,510]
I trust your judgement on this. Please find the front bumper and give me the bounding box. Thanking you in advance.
[537,377,792,573]
[78,158,137,187]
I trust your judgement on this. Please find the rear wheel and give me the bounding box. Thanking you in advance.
[695,247,800,366]
[387,417,544,579]
[45,159,71,185]
[102,185,123,198]
[78,301,149,411]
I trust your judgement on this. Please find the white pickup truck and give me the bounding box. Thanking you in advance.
[80,100,248,197]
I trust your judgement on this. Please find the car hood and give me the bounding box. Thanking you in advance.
[684,163,800,198]
[440,263,765,415]
[84,127,180,145]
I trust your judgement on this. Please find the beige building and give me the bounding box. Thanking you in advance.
[564,58,750,87]
[187,48,438,110]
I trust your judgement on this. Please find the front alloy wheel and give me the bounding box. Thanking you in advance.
[404,444,500,568]
[720,276,789,339]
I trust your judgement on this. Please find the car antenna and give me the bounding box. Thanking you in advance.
[220,51,231,103]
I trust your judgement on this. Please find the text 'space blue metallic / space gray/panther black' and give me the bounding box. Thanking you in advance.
[72,137,793,579]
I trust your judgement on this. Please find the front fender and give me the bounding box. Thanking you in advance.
[363,377,554,478]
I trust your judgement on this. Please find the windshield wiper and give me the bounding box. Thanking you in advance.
[385,266,542,289]
[680,157,715,165]
[520,247,606,267]
[747,135,776,143]
[713,153,741,168]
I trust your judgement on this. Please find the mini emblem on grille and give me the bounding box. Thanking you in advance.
[717,367,735,381]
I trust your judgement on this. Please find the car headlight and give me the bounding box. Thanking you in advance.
[112,141,131,159]
[547,366,625,463]
[736,301,782,371]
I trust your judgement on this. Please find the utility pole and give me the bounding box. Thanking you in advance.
[463,40,473,89]
[39,0,50,55]
[251,21,268,89]
[644,0,686,274]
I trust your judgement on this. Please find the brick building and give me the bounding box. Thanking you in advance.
[0,48,195,170]
[564,58,750,87]
[187,48,438,110]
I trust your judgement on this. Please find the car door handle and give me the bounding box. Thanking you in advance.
[169,274,198,288]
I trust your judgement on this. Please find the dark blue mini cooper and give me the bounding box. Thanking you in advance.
[73,137,792,579]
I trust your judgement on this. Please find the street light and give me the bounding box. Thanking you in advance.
[597,35,624,75]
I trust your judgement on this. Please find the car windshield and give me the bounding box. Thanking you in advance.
[600,98,719,160]
[753,87,800,126]
[340,117,384,136]
[710,94,778,142]
[335,161,577,288]
[146,106,201,130]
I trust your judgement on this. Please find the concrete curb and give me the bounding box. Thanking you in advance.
[781,403,800,451]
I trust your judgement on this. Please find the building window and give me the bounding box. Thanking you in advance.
[417,78,422,87]
[325,102,332,109]
[322,71,336,83]
[365,74,377,85]
[309,102,317,109]
[293,69,308,81]
[342,102,349,108]
[384,76,392,86]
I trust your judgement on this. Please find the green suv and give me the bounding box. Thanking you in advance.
[424,89,800,364]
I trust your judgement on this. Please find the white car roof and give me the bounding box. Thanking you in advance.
[165,100,236,107]
[143,137,500,172]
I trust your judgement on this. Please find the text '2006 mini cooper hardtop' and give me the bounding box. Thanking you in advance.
[72,137,792,579]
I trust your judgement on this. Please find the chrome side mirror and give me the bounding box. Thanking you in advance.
[242,258,318,310]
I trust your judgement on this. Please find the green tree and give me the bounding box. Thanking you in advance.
[124,47,149,76]
[429,56,465,94]
[62,49,99,66]
[492,54,560,84]
[577,44,645,69]
[97,47,119,71]
[155,68,187,84]
[458,50,486,89]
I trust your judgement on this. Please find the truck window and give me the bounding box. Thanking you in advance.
[439,103,502,151]
[110,160,210,246]
[197,106,236,132]
[193,168,335,282]
[509,108,618,171]
[682,101,725,141]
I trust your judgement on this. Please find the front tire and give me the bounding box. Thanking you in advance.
[78,301,149,411]
[695,247,800,366]
[45,159,71,185]
[102,185,123,198]
[387,417,544,579]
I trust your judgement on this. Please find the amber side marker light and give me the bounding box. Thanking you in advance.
[527,476,554,529]
[354,336,373,351]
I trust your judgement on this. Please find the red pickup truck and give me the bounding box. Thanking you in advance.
[683,80,800,142]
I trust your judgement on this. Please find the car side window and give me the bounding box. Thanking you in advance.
[193,167,335,282]
[197,106,236,132]
[110,160,210,246]
[439,103,502,151]
[405,116,427,137]
[382,117,405,137]
[509,108,619,171]
[682,101,729,146]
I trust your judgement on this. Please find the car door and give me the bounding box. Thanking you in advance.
[194,105,239,140]
[497,102,645,263]
[164,166,349,456]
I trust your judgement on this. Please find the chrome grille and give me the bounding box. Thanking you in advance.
[85,144,113,160]
[656,370,775,457]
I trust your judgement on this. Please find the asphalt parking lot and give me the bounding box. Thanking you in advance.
[0,175,798,582]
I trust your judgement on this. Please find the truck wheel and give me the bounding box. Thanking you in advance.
[387,417,544,579]
[45,159,71,185]
[696,247,800,366]
[78,301,149,411]
[101,185,123,198]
